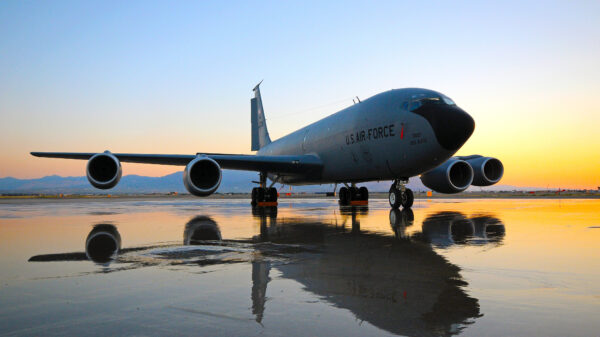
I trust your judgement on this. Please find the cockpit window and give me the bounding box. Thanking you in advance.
[409,93,456,111]
[441,95,456,105]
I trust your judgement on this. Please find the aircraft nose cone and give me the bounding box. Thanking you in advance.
[437,107,475,151]
[413,105,475,151]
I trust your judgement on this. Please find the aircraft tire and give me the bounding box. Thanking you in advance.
[251,188,258,205]
[401,188,414,209]
[349,187,358,201]
[268,187,278,202]
[389,186,401,209]
[257,188,266,202]
[339,187,350,205]
[359,186,368,201]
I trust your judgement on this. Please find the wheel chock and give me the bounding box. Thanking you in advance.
[257,201,278,207]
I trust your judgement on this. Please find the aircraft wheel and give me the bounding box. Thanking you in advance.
[268,187,278,202]
[401,188,414,209]
[359,186,368,201]
[349,187,358,201]
[257,188,266,203]
[389,185,401,209]
[251,188,258,205]
[339,187,350,205]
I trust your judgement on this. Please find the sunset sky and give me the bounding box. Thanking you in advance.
[1,1,599,188]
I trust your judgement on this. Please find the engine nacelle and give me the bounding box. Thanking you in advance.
[459,155,504,186]
[86,152,122,189]
[183,157,222,196]
[420,158,474,194]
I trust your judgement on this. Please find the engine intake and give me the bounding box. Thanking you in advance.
[460,155,504,186]
[420,158,473,194]
[183,157,222,196]
[86,152,122,189]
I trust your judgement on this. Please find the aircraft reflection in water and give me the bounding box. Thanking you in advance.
[28,208,506,336]
[252,206,493,335]
[28,224,124,265]
[389,209,506,247]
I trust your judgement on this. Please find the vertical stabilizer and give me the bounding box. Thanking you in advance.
[251,81,271,151]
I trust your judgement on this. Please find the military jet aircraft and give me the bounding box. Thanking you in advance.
[31,82,503,208]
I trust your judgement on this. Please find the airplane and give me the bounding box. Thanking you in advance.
[31,82,504,208]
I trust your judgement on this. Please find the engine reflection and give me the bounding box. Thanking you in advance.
[420,212,505,247]
[85,224,121,265]
[183,216,221,244]
[27,224,125,265]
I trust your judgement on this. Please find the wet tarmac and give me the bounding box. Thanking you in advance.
[0,198,599,336]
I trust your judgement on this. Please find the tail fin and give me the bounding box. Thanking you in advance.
[251,81,272,151]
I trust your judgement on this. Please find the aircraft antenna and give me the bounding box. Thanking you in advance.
[355,96,361,103]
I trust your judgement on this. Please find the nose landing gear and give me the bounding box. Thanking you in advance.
[389,179,413,209]
[338,184,369,206]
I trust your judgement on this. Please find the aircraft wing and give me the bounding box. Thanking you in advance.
[30,152,323,174]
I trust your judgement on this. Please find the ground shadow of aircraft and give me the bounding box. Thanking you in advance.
[28,208,487,336]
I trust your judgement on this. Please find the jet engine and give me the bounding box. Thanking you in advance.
[459,155,504,186]
[420,158,473,194]
[86,152,122,189]
[183,157,222,196]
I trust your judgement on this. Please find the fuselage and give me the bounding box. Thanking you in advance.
[258,88,475,185]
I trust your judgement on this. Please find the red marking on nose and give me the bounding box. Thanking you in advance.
[400,125,404,139]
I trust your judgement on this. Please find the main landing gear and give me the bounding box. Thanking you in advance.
[251,172,278,206]
[251,187,278,205]
[338,184,369,206]
[389,178,413,209]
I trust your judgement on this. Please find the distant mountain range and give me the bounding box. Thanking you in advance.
[0,170,535,194]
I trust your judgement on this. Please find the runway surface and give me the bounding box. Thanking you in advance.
[1,198,599,336]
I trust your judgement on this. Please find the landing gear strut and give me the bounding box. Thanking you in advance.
[389,178,413,209]
[339,184,369,205]
[251,172,278,206]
